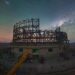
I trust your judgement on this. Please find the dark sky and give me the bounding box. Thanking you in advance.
[0,0,75,42]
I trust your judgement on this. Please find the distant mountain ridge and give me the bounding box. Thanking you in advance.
[0,43,11,48]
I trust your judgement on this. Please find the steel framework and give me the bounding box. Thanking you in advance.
[13,18,69,44]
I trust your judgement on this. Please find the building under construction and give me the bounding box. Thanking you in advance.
[12,18,69,57]
[13,18,69,45]
[8,18,70,75]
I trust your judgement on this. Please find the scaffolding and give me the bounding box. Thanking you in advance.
[13,18,69,45]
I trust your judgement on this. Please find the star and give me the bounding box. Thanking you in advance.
[5,0,10,5]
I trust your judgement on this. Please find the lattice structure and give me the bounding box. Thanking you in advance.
[13,18,69,44]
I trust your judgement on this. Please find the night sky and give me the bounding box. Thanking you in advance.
[0,0,75,42]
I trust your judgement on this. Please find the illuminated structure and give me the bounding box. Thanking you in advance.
[13,18,69,45]
[7,18,70,75]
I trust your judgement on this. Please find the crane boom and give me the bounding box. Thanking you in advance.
[7,48,31,75]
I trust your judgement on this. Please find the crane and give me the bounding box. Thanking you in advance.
[7,48,31,75]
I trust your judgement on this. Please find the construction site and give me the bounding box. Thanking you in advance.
[0,18,75,75]
[12,18,69,57]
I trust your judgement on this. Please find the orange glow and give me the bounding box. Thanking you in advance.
[0,35,12,42]
[0,27,13,42]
